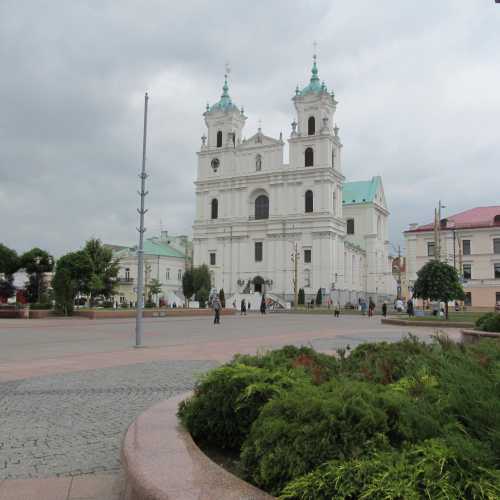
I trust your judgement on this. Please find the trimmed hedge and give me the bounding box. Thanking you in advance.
[179,339,500,498]
[476,312,500,333]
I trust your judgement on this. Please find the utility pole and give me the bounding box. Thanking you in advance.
[397,245,402,300]
[291,241,299,308]
[135,92,149,348]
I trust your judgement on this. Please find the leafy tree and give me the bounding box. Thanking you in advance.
[219,288,226,308]
[182,269,194,305]
[20,247,54,303]
[298,288,305,306]
[413,260,465,319]
[193,264,211,297]
[148,278,162,303]
[196,287,209,308]
[0,244,20,302]
[0,244,21,275]
[82,238,120,304]
[315,288,323,306]
[52,251,92,315]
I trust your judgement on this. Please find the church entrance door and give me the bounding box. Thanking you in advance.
[253,276,265,294]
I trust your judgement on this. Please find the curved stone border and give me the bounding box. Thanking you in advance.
[382,318,474,328]
[122,392,274,500]
[461,329,500,343]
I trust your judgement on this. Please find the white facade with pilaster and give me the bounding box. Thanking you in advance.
[192,57,396,304]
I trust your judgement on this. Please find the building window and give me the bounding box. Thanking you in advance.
[308,116,315,135]
[304,269,311,288]
[211,198,218,219]
[209,252,216,266]
[463,263,471,280]
[178,269,182,281]
[255,242,263,262]
[494,238,500,254]
[304,249,311,263]
[166,268,170,280]
[255,154,262,171]
[494,263,500,279]
[305,190,313,213]
[347,218,355,235]
[305,147,314,167]
[464,292,472,306]
[496,291,500,306]
[427,242,435,257]
[125,268,130,280]
[216,130,222,147]
[211,158,220,172]
[462,239,471,256]
[255,195,269,219]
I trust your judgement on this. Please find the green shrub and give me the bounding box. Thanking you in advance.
[476,312,500,333]
[280,438,500,500]
[29,302,52,310]
[178,364,303,450]
[340,336,434,384]
[241,381,392,494]
[233,345,338,384]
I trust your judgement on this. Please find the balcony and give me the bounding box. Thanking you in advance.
[117,277,134,284]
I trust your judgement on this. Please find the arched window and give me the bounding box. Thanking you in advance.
[211,198,218,219]
[216,130,222,147]
[255,154,262,171]
[305,147,314,167]
[305,190,313,213]
[308,116,315,135]
[255,195,269,220]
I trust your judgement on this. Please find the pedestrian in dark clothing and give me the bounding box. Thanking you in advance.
[213,295,221,324]
[407,299,414,317]
[382,302,387,317]
[368,299,375,317]
[240,299,247,316]
[260,295,266,314]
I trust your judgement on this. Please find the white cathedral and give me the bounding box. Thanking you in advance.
[192,56,396,306]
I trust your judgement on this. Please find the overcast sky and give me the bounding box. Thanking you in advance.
[1,0,499,257]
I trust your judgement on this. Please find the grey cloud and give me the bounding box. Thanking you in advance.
[1,0,499,256]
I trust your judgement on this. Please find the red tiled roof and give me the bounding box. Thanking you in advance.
[406,206,500,233]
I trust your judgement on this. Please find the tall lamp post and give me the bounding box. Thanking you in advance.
[135,92,149,348]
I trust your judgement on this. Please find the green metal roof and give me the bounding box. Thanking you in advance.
[209,75,239,113]
[342,176,382,205]
[297,55,336,101]
[114,238,185,259]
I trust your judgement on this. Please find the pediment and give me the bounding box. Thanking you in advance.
[240,132,282,149]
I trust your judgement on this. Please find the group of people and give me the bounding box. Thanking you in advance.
[212,295,267,325]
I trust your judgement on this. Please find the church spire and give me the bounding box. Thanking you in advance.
[310,53,319,84]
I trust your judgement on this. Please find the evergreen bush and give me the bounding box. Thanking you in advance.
[476,312,500,332]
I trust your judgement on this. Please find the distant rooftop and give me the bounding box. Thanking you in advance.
[111,234,186,259]
[406,206,500,233]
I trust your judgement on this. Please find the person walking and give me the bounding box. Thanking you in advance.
[240,298,247,316]
[212,294,221,325]
[260,294,266,314]
[368,299,375,318]
[407,298,414,317]
[382,302,387,317]
[334,301,341,318]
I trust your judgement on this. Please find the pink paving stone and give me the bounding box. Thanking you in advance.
[68,474,122,499]
[0,477,72,500]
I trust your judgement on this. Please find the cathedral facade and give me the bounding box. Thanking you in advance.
[192,57,396,305]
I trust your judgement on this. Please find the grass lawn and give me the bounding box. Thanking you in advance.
[291,307,364,315]
[391,311,482,323]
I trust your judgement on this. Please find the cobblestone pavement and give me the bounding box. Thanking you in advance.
[0,359,217,480]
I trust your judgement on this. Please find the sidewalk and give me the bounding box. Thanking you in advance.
[0,473,124,500]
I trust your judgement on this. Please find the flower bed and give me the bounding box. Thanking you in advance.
[179,340,500,499]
